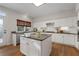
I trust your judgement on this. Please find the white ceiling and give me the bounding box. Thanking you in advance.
[0,3,76,19]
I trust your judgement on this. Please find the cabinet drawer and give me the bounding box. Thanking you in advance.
[63,34,75,46]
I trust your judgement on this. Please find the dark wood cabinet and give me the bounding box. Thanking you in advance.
[25,21,31,27]
[17,19,31,27]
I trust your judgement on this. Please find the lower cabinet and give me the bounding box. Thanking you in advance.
[12,33,17,46]
[52,34,64,44]
[30,41,41,56]
[52,33,76,46]
[20,37,41,56]
[20,36,52,56]
[63,34,76,46]
[12,33,20,46]
[28,39,41,56]
[20,37,30,55]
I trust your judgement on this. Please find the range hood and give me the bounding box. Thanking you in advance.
[46,22,55,27]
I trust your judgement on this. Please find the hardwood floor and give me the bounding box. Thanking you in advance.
[0,43,79,56]
[50,43,79,56]
[0,45,23,56]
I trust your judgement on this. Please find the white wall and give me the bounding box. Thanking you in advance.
[18,14,31,21]
[32,10,77,27]
[32,15,77,33]
[0,6,31,46]
[0,6,22,46]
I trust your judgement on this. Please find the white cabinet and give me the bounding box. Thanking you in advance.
[52,34,64,44]
[75,35,79,49]
[12,33,17,46]
[41,36,52,56]
[52,33,76,46]
[20,36,41,56]
[63,34,76,46]
[20,37,30,55]
[20,36,52,56]
[29,39,41,56]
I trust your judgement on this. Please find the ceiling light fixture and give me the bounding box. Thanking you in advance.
[33,3,44,7]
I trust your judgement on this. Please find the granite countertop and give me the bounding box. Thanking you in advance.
[21,34,52,41]
[11,31,32,34]
[44,31,77,35]
[11,32,24,34]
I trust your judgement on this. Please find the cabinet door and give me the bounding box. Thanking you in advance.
[20,37,41,56]
[29,39,41,56]
[63,34,75,46]
[52,34,63,44]
[25,22,31,27]
[20,41,29,55]
[12,34,16,46]
[20,37,30,55]
[75,35,79,49]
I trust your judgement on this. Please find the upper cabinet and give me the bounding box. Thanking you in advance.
[17,19,31,27]
[25,21,31,27]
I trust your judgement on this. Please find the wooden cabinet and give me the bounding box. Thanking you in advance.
[17,20,24,26]
[25,21,31,27]
[17,19,31,27]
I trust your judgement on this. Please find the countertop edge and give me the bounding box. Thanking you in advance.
[21,34,52,41]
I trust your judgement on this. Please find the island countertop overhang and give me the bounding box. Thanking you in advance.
[21,34,52,41]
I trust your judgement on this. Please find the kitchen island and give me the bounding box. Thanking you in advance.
[20,33,52,56]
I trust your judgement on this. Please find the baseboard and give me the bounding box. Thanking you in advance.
[52,42,75,47]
